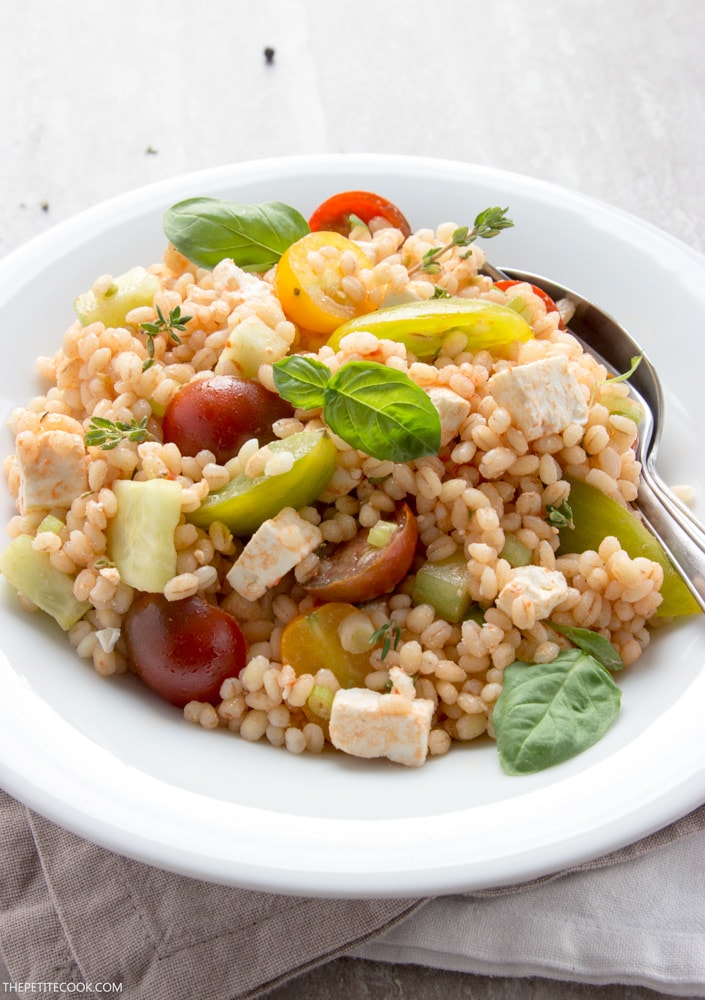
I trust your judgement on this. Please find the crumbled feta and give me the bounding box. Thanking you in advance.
[426,386,471,445]
[16,429,89,513]
[488,355,589,440]
[226,507,322,602]
[329,667,434,767]
[496,565,570,627]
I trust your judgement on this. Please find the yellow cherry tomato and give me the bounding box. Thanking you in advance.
[274,231,373,336]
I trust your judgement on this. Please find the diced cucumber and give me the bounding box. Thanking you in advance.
[74,266,160,328]
[412,552,473,623]
[500,532,533,567]
[37,514,65,535]
[214,315,291,379]
[188,429,337,536]
[0,534,90,630]
[107,478,182,592]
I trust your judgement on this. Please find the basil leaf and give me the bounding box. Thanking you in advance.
[163,197,309,271]
[548,622,624,671]
[323,361,441,462]
[493,650,622,775]
[272,356,330,410]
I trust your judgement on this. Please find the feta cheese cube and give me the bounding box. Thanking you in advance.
[496,565,570,628]
[329,667,434,767]
[16,429,89,513]
[426,386,471,445]
[226,507,322,602]
[488,355,588,440]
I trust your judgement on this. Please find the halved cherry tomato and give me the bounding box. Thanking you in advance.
[303,502,418,603]
[162,375,294,464]
[274,231,374,335]
[280,602,373,688]
[124,593,247,707]
[309,190,412,238]
[493,279,563,325]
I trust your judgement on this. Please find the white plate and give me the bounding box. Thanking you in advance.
[0,154,703,898]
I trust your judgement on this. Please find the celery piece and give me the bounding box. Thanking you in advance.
[107,478,182,592]
[500,532,533,567]
[0,534,90,630]
[307,684,335,721]
[37,514,65,535]
[74,266,160,328]
[188,429,337,536]
[412,552,472,623]
[558,475,701,617]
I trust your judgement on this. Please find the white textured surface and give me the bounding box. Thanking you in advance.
[2,0,704,257]
[1,2,704,998]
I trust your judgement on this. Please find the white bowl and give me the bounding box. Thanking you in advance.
[1,154,703,897]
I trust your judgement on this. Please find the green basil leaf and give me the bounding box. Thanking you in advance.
[548,622,624,671]
[323,361,441,462]
[272,356,330,410]
[163,197,310,271]
[492,650,622,775]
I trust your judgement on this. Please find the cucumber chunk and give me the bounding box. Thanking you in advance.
[108,478,182,592]
[412,552,473,623]
[74,266,160,328]
[0,534,90,630]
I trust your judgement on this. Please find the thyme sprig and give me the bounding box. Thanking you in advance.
[140,304,192,371]
[546,500,575,530]
[370,620,403,660]
[85,415,154,450]
[409,206,514,276]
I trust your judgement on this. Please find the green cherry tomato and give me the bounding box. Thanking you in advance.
[326,297,534,358]
[187,429,337,536]
[558,476,701,617]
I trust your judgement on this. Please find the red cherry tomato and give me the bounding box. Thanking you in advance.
[124,593,247,707]
[308,190,412,238]
[303,503,418,603]
[493,279,563,324]
[162,375,294,464]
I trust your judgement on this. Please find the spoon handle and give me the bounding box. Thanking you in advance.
[636,470,705,613]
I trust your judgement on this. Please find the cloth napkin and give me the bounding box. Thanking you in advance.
[2,788,705,1000]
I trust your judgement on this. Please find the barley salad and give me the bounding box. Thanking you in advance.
[1,188,699,774]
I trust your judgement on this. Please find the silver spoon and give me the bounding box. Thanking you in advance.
[484,263,705,613]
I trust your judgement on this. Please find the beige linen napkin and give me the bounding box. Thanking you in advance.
[2,788,705,999]
[0,791,426,999]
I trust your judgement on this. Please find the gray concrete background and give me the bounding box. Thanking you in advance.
[2,2,704,997]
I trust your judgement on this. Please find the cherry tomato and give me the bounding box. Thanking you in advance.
[493,279,562,323]
[274,231,374,336]
[124,592,247,707]
[162,375,293,464]
[303,502,418,603]
[280,602,373,688]
[308,190,412,238]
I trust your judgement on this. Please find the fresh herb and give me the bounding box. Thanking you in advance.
[591,354,643,405]
[370,620,403,660]
[492,649,622,775]
[163,197,310,271]
[546,499,574,530]
[140,304,192,370]
[432,286,451,299]
[272,356,441,462]
[85,416,153,450]
[548,622,624,671]
[409,206,514,275]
